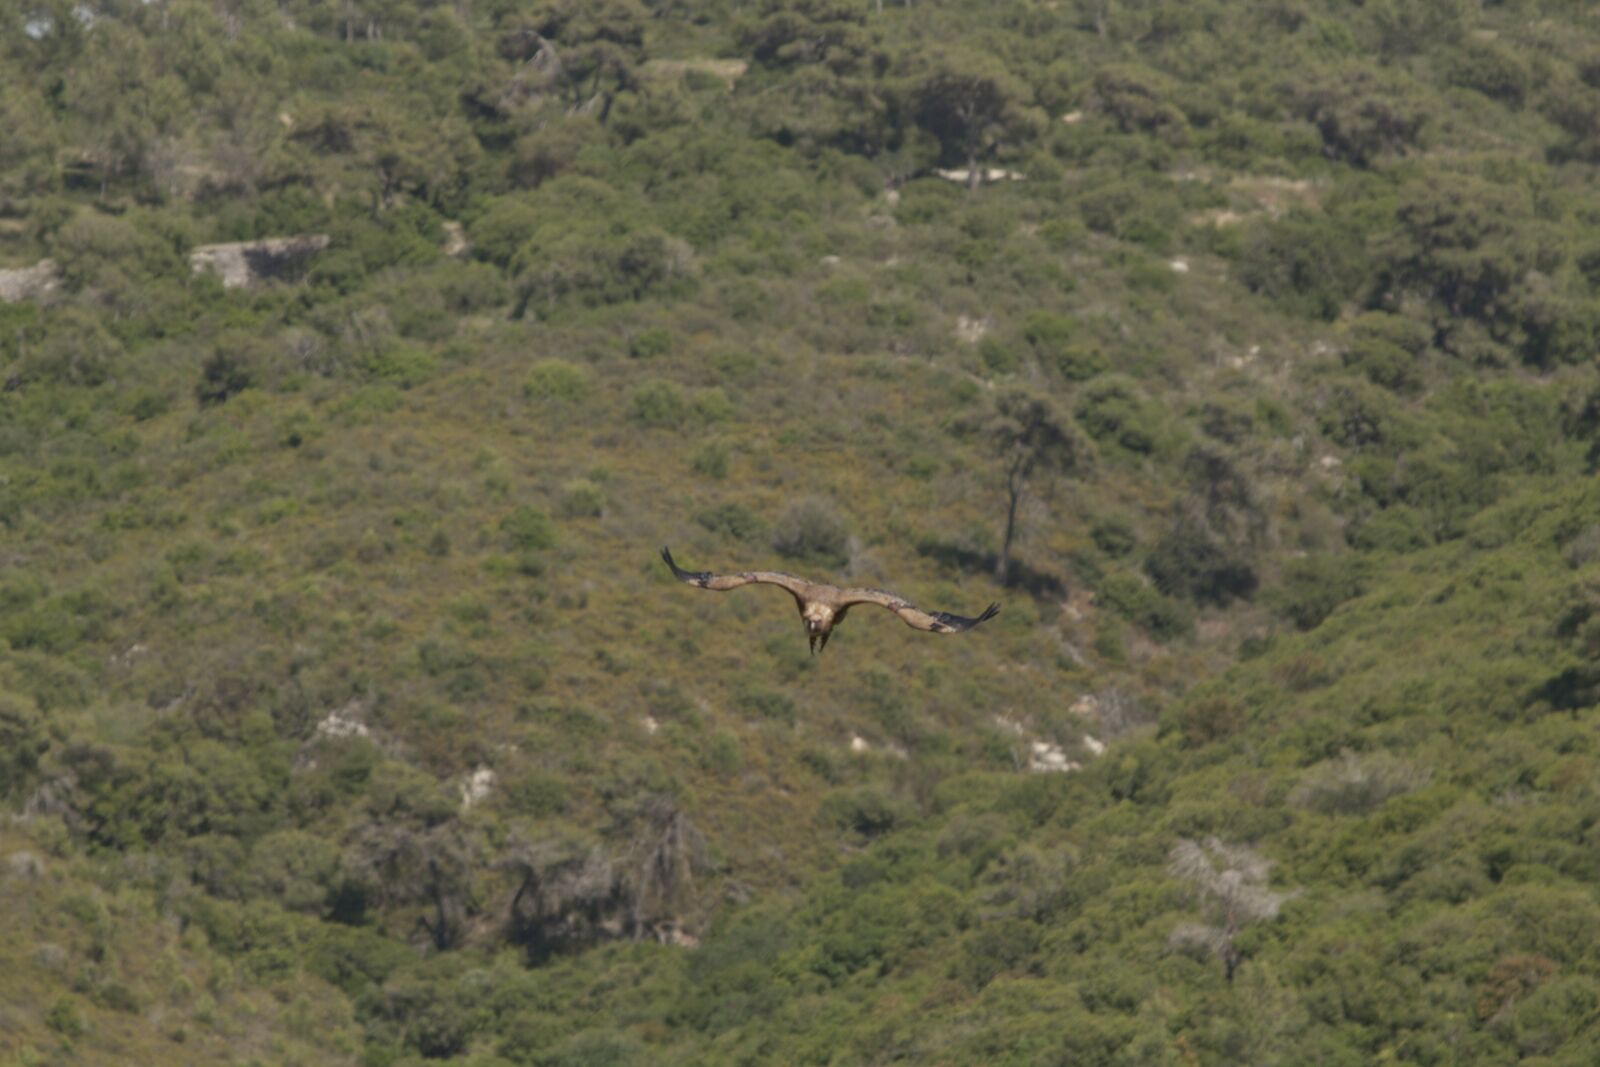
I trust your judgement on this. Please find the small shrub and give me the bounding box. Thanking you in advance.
[196,347,255,406]
[957,918,1042,989]
[1270,652,1332,693]
[125,387,174,421]
[1022,311,1074,354]
[692,441,730,479]
[1051,345,1109,381]
[540,1031,646,1067]
[418,639,477,677]
[628,327,674,360]
[630,380,690,428]
[820,787,910,838]
[696,502,765,542]
[1091,517,1137,558]
[1444,39,1530,107]
[501,506,556,551]
[509,770,568,816]
[704,729,742,775]
[1126,259,1179,293]
[1178,696,1245,746]
[360,344,439,389]
[558,479,605,519]
[1097,572,1193,639]
[693,387,734,423]
[46,997,85,1037]
[1561,525,1600,569]
[978,336,1021,374]
[1076,380,1163,455]
[524,359,590,404]
[1238,209,1368,319]
[1269,553,1367,629]
[735,685,796,725]
[772,497,850,568]
[1291,750,1429,814]
[1146,524,1259,607]
[1345,311,1429,394]
[1350,506,1430,553]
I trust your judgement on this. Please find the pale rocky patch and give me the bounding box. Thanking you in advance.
[955,314,991,344]
[935,167,1025,185]
[190,234,330,289]
[1028,740,1080,773]
[5,851,44,879]
[460,766,496,810]
[442,221,469,257]
[0,259,60,303]
[315,701,370,739]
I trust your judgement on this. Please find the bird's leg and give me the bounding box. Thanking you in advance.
[808,632,818,655]
[818,630,830,654]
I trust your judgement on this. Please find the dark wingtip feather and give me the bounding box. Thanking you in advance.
[661,546,710,586]
[930,601,1002,633]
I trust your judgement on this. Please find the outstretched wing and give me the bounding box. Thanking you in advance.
[660,547,811,606]
[836,587,1001,635]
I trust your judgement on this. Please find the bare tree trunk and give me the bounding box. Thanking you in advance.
[998,470,1021,586]
[966,148,980,193]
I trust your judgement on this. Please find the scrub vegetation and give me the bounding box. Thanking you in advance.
[3,0,1600,1063]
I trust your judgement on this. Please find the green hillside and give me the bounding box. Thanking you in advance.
[2,0,1600,1063]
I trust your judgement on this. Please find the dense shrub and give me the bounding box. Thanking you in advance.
[820,787,911,838]
[1096,571,1192,639]
[502,506,556,551]
[524,359,591,404]
[558,479,605,519]
[629,380,690,428]
[8,3,1600,1063]
[1269,554,1368,629]
[1075,379,1164,456]
[1291,751,1429,814]
[771,497,851,568]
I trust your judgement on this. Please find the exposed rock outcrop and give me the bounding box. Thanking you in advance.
[189,234,330,289]
[0,259,60,303]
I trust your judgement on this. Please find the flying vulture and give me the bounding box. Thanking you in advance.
[661,546,1000,654]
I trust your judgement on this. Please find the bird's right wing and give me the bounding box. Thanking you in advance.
[660,547,810,606]
[836,587,1001,634]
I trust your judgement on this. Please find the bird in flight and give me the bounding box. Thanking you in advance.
[661,546,1000,654]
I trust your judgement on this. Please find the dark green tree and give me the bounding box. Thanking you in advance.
[909,51,1037,191]
[982,388,1092,586]
[1145,446,1265,607]
[526,0,649,122]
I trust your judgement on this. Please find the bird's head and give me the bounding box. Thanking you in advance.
[802,604,833,654]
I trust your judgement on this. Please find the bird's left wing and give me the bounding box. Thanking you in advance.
[660,547,810,605]
[836,587,1001,634]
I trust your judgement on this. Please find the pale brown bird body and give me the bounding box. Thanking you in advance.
[661,547,1000,654]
